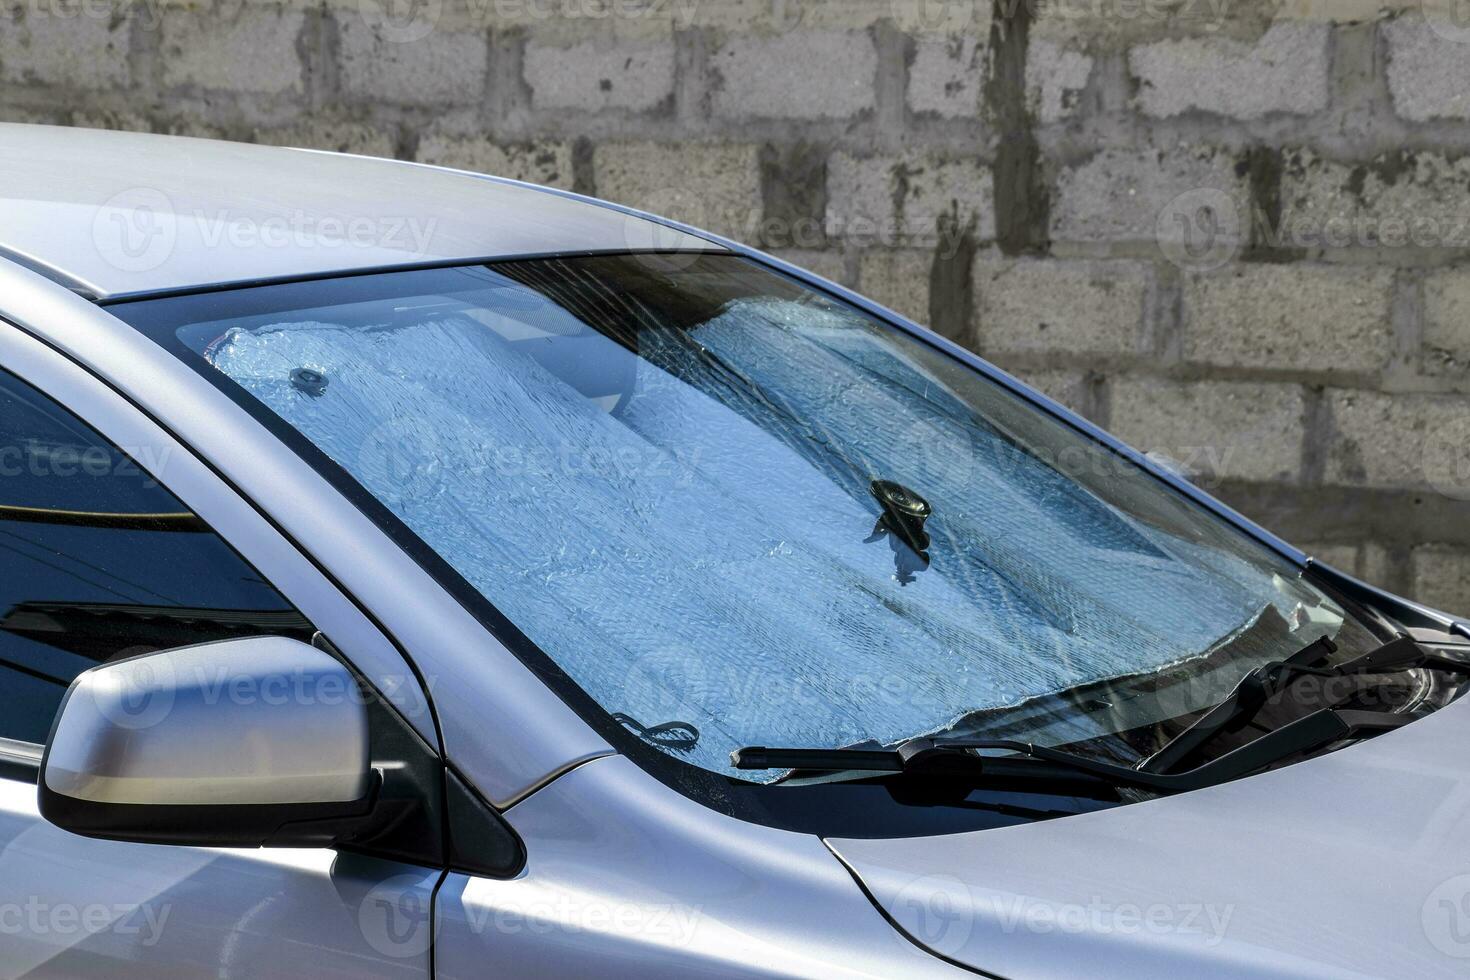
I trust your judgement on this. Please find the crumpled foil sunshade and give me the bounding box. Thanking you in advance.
[204,272,1330,776]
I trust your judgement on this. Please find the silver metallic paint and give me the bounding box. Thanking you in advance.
[0,779,437,978]
[0,123,716,299]
[435,755,973,979]
[829,690,1470,978]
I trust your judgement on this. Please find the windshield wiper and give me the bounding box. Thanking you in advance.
[1138,635,1469,775]
[733,706,1412,794]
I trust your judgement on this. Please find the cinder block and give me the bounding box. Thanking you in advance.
[162,9,306,95]
[338,18,487,105]
[1008,368,1090,416]
[1129,23,1329,119]
[1027,38,1092,123]
[594,141,762,240]
[1110,377,1306,484]
[255,121,396,157]
[1182,265,1393,373]
[1411,544,1470,616]
[523,38,674,112]
[1424,268,1470,373]
[711,31,876,119]
[0,6,129,88]
[416,135,574,188]
[1326,389,1470,494]
[858,249,931,325]
[908,34,983,118]
[1306,542,1391,586]
[975,259,1145,357]
[769,248,848,286]
[1279,149,1470,251]
[1385,17,1470,122]
[827,152,993,247]
[1052,143,1248,247]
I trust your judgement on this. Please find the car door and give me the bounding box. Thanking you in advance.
[0,326,440,978]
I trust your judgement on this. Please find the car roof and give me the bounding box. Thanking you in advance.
[0,123,718,301]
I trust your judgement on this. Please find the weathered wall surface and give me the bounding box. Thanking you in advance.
[3,0,1470,611]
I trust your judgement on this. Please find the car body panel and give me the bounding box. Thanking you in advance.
[828,689,1470,979]
[434,755,971,979]
[0,778,438,978]
[0,124,717,300]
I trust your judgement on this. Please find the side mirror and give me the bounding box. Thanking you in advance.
[39,636,379,848]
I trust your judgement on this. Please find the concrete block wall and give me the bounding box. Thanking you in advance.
[2,0,1469,612]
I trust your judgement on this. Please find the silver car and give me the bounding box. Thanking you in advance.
[0,123,1467,979]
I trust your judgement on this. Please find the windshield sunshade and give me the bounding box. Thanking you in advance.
[121,254,1375,778]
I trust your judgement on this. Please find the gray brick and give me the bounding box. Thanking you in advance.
[1385,18,1470,122]
[1182,265,1394,374]
[1009,368,1090,416]
[1305,542,1391,587]
[416,135,574,188]
[858,250,931,326]
[339,18,487,105]
[594,141,762,240]
[1129,23,1329,119]
[976,259,1145,357]
[1110,378,1306,484]
[255,121,396,157]
[1279,149,1470,252]
[162,9,305,95]
[1052,143,1248,246]
[71,109,152,133]
[1027,38,1092,124]
[771,248,848,286]
[908,34,983,118]
[1412,544,1470,615]
[0,6,129,88]
[523,38,674,112]
[827,152,993,247]
[1425,268,1470,373]
[1326,389,1470,495]
[711,31,876,119]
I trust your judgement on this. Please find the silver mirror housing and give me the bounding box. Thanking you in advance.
[40,636,376,847]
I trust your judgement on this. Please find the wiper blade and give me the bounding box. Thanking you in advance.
[733,707,1412,794]
[1139,635,1467,775]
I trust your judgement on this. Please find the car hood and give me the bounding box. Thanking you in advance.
[826,693,1470,979]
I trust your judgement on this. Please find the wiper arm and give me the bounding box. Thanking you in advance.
[733,706,1412,794]
[1139,635,1468,775]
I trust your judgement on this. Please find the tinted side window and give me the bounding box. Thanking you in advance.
[0,369,312,744]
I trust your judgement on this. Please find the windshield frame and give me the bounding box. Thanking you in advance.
[102,249,1386,837]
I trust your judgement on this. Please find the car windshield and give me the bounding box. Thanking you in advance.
[117,253,1379,779]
